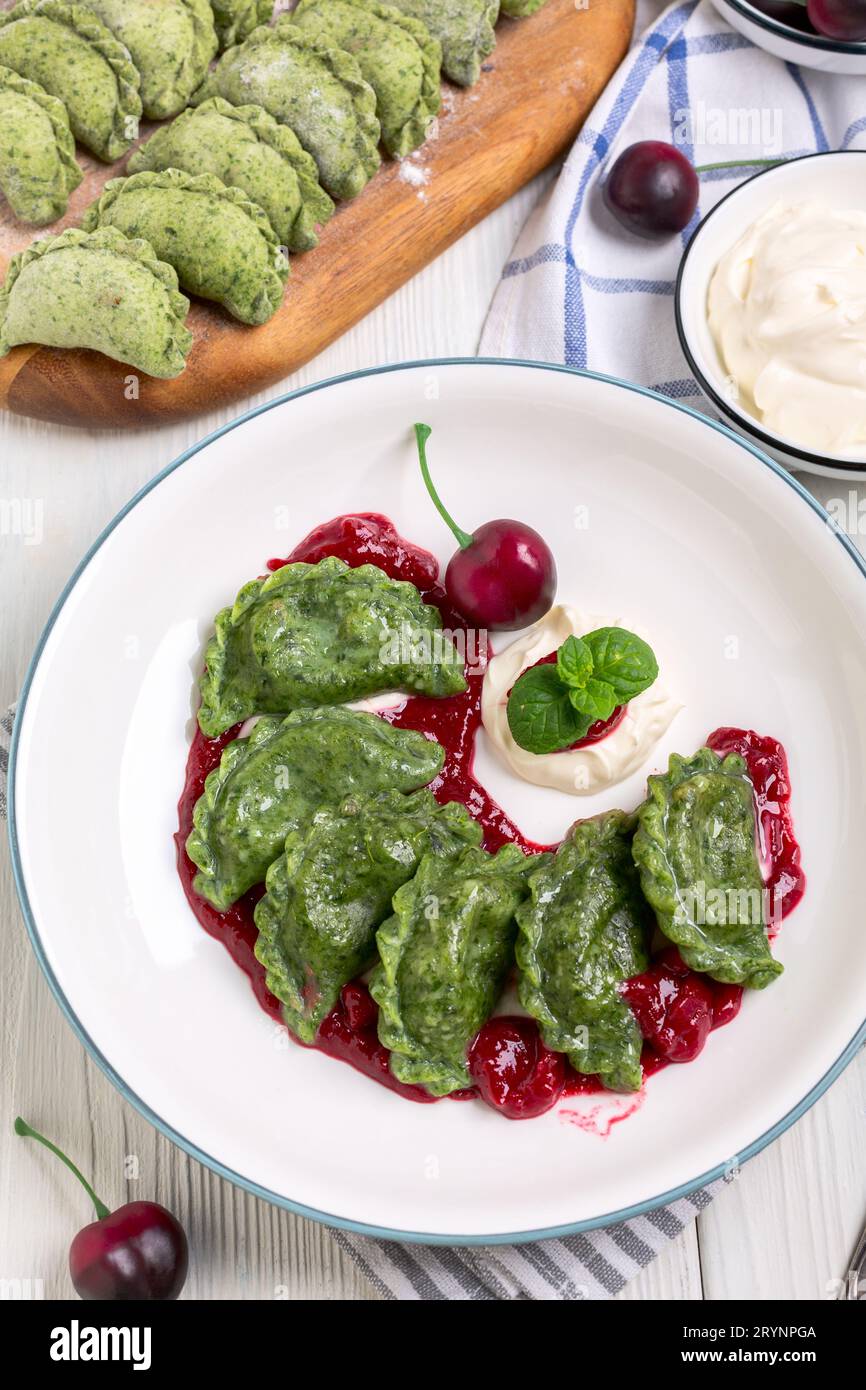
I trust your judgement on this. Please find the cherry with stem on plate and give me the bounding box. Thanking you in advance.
[414,423,557,630]
[14,1116,189,1300]
[806,0,866,38]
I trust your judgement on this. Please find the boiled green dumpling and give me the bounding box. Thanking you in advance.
[255,790,482,1042]
[517,811,653,1093]
[196,554,467,737]
[387,0,498,87]
[186,706,446,910]
[82,169,289,326]
[0,0,141,161]
[79,0,217,120]
[128,98,333,254]
[289,0,440,158]
[0,64,81,223]
[371,843,537,1095]
[208,0,273,49]
[0,225,191,377]
[195,22,380,200]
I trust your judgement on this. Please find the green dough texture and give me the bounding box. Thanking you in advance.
[0,0,141,161]
[371,843,537,1096]
[517,810,653,1093]
[195,21,381,200]
[499,0,546,14]
[387,0,498,87]
[255,789,482,1042]
[0,64,81,223]
[208,0,273,50]
[186,706,446,910]
[128,98,333,253]
[80,0,218,120]
[289,0,441,158]
[197,554,467,738]
[0,225,192,377]
[633,748,783,990]
[82,169,289,326]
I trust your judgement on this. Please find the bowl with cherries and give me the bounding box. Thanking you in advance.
[709,0,866,73]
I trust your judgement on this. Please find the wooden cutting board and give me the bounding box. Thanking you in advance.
[0,0,634,427]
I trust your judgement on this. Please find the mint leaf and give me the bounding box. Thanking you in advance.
[568,677,617,722]
[506,665,592,755]
[583,627,658,702]
[556,634,593,691]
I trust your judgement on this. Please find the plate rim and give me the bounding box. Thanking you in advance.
[8,356,866,1247]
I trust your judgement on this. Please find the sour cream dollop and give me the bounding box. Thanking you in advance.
[708,200,866,458]
[481,605,681,796]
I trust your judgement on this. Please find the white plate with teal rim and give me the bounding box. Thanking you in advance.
[9,360,866,1243]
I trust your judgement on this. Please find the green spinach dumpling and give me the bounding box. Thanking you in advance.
[0,64,81,223]
[0,0,141,161]
[196,22,380,200]
[82,170,288,326]
[289,0,440,158]
[517,811,653,1094]
[80,0,217,120]
[187,706,445,910]
[128,98,333,254]
[255,790,482,1042]
[0,225,191,377]
[633,748,783,990]
[371,843,536,1095]
[499,0,546,14]
[197,554,466,738]
[208,0,273,50]
[388,0,497,87]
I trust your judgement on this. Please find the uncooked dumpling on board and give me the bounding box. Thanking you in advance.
[0,0,141,161]
[82,169,289,326]
[499,0,547,15]
[194,22,381,200]
[128,98,334,253]
[0,64,81,223]
[289,0,441,158]
[79,0,218,120]
[387,0,498,87]
[208,0,273,49]
[0,226,192,378]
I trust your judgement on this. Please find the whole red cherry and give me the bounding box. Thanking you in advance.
[15,1116,188,1300]
[806,0,866,37]
[603,141,699,238]
[414,423,556,630]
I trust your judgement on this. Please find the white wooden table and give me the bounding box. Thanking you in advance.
[1,172,864,1301]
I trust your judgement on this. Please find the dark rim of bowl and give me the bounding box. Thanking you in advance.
[675,150,866,475]
[718,0,866,52]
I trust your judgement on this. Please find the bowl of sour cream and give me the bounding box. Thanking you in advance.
[675,150,866,478]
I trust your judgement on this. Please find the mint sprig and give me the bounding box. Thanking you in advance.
[506,626,658,756]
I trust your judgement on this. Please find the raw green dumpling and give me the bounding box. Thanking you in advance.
[0,64,81,223]
[517,811,653,1094]
[197,554,466,738]
[0,225,192,377]
[255,790,482,1042]
[208,0,273,49]
[0,0,141,161]
[80,0,217,120]
[633,748,782,990]
[196,22,380,200]
[128,98,333,254]
[371,843,536,1095]
[289,0,440,158]
[499,0,546,14]
[187,706,445,910]
[387,0,497,87]
[82,170,288,326]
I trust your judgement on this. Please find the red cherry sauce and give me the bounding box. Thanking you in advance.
[176,514,805,1118]
[518,650,627,749]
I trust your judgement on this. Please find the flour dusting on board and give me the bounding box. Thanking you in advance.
[398,158,431,202]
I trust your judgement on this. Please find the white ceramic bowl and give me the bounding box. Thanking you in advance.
[676,150,866,480]
[9,361,866,1242]
[710,0,866,73]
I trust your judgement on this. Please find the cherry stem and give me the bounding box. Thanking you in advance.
[14,1117,111,1220]
[414,423,473,551]
[693,158,783,174]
